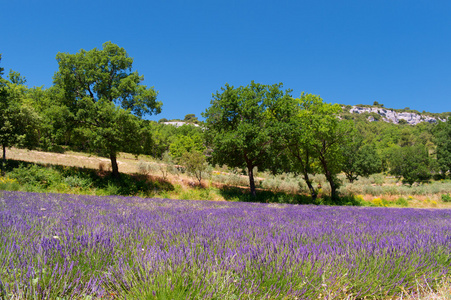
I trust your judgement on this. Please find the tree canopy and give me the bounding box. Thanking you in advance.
[434,119,451,176]
[202,81,293,197]
[53,42,162,176]
[0,59,40,174]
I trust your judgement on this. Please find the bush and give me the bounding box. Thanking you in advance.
[395,197,409,207]
[137,160,150,175]
[63,175,92,189]
[441,194,451,202]
[8,164,62,188]
[261,173,302,194]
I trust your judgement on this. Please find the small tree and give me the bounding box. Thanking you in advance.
[341,138,382,183]
[183,114,199,124]
[180,151,208,185]
[294,94,353,200]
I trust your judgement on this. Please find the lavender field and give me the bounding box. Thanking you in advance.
[1,191,451,299]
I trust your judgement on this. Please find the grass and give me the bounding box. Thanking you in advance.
[2,147,451,208]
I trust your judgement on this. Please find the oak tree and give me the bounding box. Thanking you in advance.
[53,42,162,177]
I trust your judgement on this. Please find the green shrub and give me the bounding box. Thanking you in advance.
[441,194,451,202]
[395,197,409,207]
[64,175,92,189]
[8,164,62,188]
[372,174,385,185]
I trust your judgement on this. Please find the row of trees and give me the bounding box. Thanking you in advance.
[1,42,450,201]
[203,82,451,199]
[203,84,369,199]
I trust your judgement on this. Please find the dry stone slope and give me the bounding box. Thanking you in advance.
[348,106,446,125]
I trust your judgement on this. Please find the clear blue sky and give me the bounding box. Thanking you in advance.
[2,0,450,120]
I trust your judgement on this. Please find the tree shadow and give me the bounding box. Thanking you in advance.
[2,159,174,196]
[218,186,317,204]
[218,186,363,206]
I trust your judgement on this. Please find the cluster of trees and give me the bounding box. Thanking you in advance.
[203,82,451,199]
[203,84,372,199]
[1,42,451,201]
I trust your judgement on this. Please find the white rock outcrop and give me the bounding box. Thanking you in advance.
[348,106,445,125]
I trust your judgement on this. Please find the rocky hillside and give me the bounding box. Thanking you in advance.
[343,105,447,125]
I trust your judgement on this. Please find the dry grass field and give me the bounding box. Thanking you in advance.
[4,147,451,209]
[6,147,142,174]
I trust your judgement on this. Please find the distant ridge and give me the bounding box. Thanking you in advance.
[341,105,449,125]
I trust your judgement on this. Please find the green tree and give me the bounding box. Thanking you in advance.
[180,151,208,185]
[278,94,319,200]
[298,94,353,200]
[341,140,382,183]
[202,81,292,198]
[53,42,162,177]
[77,99,145,173]
[183,114,199,124]
[0,68,40,174]
[434,118,451,176]
[169,134,205,161]
[388,145,432,185]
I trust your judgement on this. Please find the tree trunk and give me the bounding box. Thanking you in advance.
[302,170,317,200]
[110,153,119,178]
[346,173,356,183]
[247,164,257,198]
[325,169,338,200]
[1,144,5,176]
[290,148,317,200]
[319,155,338,200]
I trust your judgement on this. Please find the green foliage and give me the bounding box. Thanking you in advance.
[0,68,41,173]
[388,144,433,185]
[395,197,409,207]
[341,139,382,183]
[180,151,209,184]
[4,161,175,196]
[434,118,451,176]
[441,193,451,202]
[53,42,162,176]
[146,122,205,159]
[183,113,199,124]
[30,86,78,152]
[293,93,353,200]
[169,133,205,161]
[202,81,293,197]
[8,164,63,189]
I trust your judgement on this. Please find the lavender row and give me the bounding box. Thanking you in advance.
[1,191,450,299]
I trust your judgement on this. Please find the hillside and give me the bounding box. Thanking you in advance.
[342,104,450,125]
